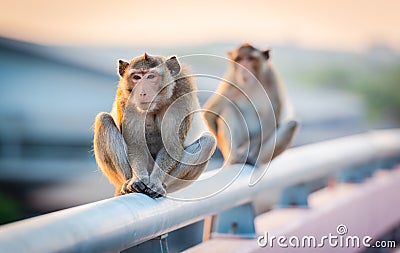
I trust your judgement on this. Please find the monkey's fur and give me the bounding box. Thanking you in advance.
[204,43,298,167]
[94,54,216,198]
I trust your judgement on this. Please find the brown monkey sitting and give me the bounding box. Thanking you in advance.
[94,53,216,198]
[204,43,298,167]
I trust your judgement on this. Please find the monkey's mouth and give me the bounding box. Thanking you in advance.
[137,101,156,111]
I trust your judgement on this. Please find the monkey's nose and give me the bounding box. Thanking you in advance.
[140,92,147,97]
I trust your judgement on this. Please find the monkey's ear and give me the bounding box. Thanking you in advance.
[118,59,129,77]
[166,56,181,76]
[262,49,271,60]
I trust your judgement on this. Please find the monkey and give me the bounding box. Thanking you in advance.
[93,53,216,198]
[203,43,298,167]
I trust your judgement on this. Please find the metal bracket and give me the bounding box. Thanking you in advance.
[279,183,309,208]
[213,203,256,238]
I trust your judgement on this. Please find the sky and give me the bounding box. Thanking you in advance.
[0,0,399,52]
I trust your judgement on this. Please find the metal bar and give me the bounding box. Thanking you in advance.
[0,129,399,253]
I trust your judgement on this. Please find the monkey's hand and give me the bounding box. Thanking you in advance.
[120,175,150,195]
[143,181,166,198]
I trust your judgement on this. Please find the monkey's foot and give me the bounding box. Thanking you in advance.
[143,182,166,198]
[120,176,150,195]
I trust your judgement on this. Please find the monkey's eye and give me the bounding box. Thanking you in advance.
[234,56,242,62]
[133,75,141,80]
[146,74,155,79]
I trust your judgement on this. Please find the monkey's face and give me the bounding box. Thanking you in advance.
[229,44,270,86]
[129,70,162,111]
[234,53,260,84]
[118,54,181,113]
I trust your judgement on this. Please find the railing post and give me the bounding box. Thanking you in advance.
[213,203,256,238]
[202,216,214,241]
[122,221,204,253]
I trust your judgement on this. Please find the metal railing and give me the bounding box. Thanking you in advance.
[0,129,399,253]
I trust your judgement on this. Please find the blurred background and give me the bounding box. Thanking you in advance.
[0,0,399,225]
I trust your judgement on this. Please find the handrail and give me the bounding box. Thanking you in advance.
[0,129,399,253]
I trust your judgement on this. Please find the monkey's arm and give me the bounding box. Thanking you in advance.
[120,143,153,194]
[146,117,185,197]
[144,98,194,197]
[120,110,154,195]
[145,147,179,197]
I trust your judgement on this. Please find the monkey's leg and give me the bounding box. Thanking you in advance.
[144,134,185,198]
[217,106,248,165]
[256,120,299,166]
[143,147,175,198]
[93,112,133,195]
[163,133,216,193]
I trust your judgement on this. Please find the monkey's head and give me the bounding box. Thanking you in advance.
[118,53,181,112]
[228,43,270,85]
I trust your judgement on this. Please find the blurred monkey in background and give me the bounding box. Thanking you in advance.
[204,43,298,167]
